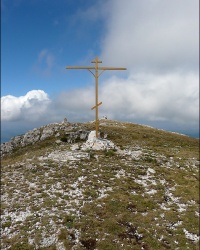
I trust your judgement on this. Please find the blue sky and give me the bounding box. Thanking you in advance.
[1,0,199,142]
[2,0,106,96]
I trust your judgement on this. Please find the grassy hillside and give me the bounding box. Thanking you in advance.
[1,120,199,250]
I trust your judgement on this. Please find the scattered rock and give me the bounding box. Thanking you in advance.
[38,150,90,162]
[71,144,80,151]
[55,140,62,144]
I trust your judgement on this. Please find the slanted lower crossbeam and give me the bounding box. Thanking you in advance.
[66,56,126,138]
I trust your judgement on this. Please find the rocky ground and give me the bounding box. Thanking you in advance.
[1,119,199,249]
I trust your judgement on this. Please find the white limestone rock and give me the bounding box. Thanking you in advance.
[39,150,90,162]
[70,144,80,151]
[1,121,77,157]
[21,129,41,146]
[82,131,116,151]
[40,124,59,140]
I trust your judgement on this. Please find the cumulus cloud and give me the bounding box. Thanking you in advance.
[1,90,51,122]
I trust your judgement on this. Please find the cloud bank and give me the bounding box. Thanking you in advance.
[1,70,198,141]
[100,73,198,123]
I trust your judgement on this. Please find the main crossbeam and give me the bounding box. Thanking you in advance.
[66,66,127,70]
[66,56,126,138]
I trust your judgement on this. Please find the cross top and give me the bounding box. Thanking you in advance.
[91,56,102,64]
[66,57,126,138]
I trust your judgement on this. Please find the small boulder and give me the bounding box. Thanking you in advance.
[82,130,116,151]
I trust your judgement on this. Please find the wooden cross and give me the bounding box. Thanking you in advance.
[66,56,126,138]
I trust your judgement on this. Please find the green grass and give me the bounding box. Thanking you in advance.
[1,120,199,249]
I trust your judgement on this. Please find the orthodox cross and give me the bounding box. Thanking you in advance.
[66,56,126,138]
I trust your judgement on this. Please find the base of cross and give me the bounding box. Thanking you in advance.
[82,131,116,151]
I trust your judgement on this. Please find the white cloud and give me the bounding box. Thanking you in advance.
[99,72,199,124]
[33,49,55,76]
[1,90,50,122]
[1,73,199,142]
[101,0,199,72]
[2,70,198,126]
[51,72,198,124]
[95,0,199,136]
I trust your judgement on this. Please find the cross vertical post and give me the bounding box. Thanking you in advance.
[95,58,99,137]
[66,57,126,138]
[92,56,102,138]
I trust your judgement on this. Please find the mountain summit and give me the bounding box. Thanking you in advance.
[1,119,199,249]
